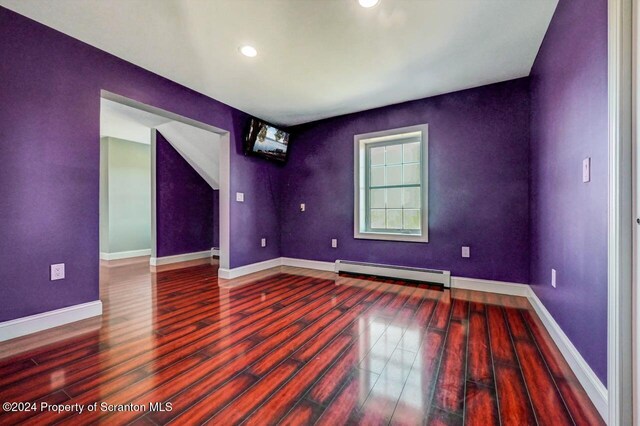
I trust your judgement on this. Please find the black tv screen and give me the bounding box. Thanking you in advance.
[244,119,290,162]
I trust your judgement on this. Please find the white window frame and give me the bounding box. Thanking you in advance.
[354,124,429,243]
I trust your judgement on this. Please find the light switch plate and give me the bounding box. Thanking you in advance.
[582,158,591,183]
[261,238,266,247]
[51,263,65,281]
[236,192,245,202]
[552,268,557,288]
[331,239,338,248]
[461,246,470,258]
[300,203,306,212]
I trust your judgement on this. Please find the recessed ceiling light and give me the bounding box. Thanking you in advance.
[239,45,257,58]
[358,0,380,8]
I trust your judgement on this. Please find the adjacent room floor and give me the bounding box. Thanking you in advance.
[0,258,602,425]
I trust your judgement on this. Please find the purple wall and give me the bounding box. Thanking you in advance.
[529,0,608,382]
[0,7,279,321]
[155,132,214,257]
[281,78,531,284]
[228,109,284,267]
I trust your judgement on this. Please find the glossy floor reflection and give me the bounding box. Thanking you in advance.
[0,258,603,425]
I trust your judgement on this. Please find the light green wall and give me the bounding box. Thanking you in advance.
[99,137,151,254]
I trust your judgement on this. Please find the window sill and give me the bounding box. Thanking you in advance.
[354,231,429,243]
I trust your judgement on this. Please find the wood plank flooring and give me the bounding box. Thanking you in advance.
[0,258,604,425]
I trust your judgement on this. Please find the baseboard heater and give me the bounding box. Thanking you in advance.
[334,260,451,288]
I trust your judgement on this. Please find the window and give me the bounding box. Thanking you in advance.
[354,124,428,242]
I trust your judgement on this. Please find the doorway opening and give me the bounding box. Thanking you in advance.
[98,91,231,277]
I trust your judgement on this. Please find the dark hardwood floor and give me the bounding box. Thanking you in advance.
[0,258,603,425]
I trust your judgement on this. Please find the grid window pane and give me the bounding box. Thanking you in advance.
[370,147,385,166]
[386,165,402,185]
[387,188,402,208]
[371,209,386,228]
[387,209,403,229]
[403,209,421,230]
[403,142,420,163]
[371,166,385,186]
[403,187,420,208]
[364,136,425,236]
[370,189,385,208]
[385,144,402,165]
[403,163,420,184]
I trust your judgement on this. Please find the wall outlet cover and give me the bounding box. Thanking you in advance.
[331,239,338,248]
[236,192,245,202]
[261,238,266,247]
[50,263,65,281]
[300,203,306,212]
[582,158,591,183]
[552,268,557,288]
[461,246,470,258]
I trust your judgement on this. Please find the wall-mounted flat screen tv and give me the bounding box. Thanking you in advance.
[244,118,290,162]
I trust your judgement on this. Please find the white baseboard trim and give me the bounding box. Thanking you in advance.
[0,301,103,342]
[218,257,336,279]
[528,290,608,419]
[100,249,151,261]
[211,248,220,257]
[150,250,212,266]
[450,276,532,297]
[218,257,282,279]
[281,257,335,272]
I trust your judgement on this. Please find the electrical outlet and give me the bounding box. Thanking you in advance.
[583,158,591,183]
[50,263,65,281]
[331,239,338,248]
[552,269,557,288]
[236,192,245,202]
[261,238,266,247]
[300,203,306,212]
[461,246,470,258]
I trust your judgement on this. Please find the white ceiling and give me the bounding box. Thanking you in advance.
[156,121,221,189]
[100,98,170,144]
[2,0,558,126]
